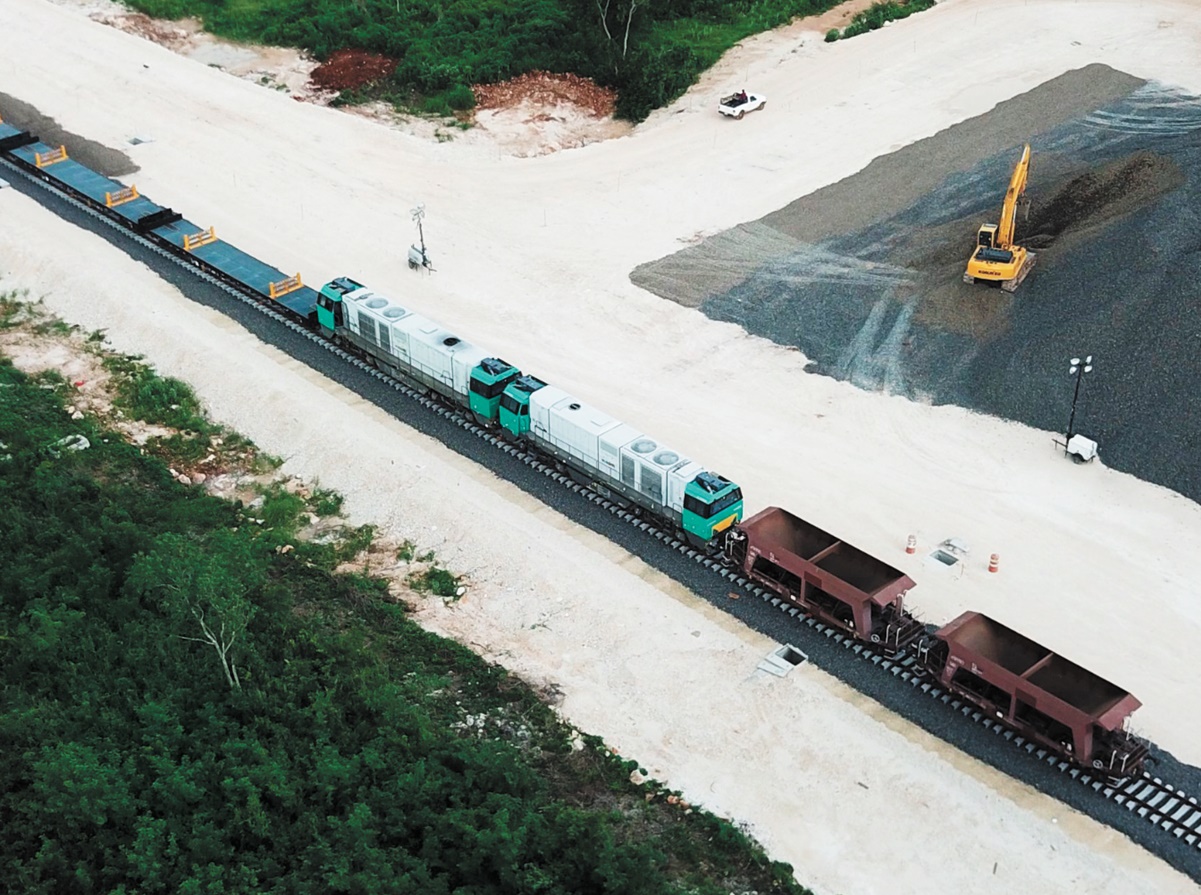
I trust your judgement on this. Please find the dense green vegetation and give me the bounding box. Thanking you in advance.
[122,0,857,120]
[0,326,810,893]
[824,0,936,42]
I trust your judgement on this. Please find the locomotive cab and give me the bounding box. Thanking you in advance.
[468,358,519,425]
[682,471,743,548]
[316,276,364,337]
[498,375,547,439]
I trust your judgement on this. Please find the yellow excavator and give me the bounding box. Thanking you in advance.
[964,144,1035,292]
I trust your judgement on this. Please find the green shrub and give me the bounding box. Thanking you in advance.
[257,483,307,531]
[421,95,453,117]
[841,0,936,39]
[825,27,840,42]
[310,488,343,517]
[445,83,477,111]
[407,565,461,598]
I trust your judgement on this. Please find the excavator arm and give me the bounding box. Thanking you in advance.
[996,143,1031,249]
[964,143,1036,293]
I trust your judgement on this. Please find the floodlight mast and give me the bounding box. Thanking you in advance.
[1065,354,1094,449]
[411,204,427,256]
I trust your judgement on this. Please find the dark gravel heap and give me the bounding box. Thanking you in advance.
[633,65,1201,503]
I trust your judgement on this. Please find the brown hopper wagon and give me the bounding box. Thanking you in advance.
[724,507,924,655]
[918,612,1148,779]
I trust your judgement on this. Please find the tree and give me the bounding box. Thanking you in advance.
[589,0,650,69]
[127,531,266,690]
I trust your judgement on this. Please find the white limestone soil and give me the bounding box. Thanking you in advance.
[3,0,1201,892]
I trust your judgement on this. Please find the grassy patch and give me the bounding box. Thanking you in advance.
[407,564,462,598]
[102,353,213,433]
[310,487,343,517]
[827,0,937,40]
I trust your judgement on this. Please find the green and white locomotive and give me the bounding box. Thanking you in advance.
[317,276,742,548]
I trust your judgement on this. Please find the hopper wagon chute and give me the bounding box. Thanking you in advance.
[918,612,1148,779]
[725,507,924,655]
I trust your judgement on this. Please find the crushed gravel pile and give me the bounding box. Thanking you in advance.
[310,49,397,91]
[633,65,1201,503]
[472,71,616,118]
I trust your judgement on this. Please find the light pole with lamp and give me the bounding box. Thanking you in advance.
[1064,354,1096,462]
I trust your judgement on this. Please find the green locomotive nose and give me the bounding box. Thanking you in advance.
[498,375,546,438]
[682,471,743,544]
[468,358,519,423]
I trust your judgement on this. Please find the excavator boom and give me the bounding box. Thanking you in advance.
[964,143,1035,293]
[996,144,1031,248]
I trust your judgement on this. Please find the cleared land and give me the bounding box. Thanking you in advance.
[633,64,1201,502]
[3,0,1201,893]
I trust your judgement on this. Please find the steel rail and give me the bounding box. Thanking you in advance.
[3,152,1198,856]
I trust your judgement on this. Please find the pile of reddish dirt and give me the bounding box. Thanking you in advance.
[472,71,616,118]
[310,49,398,91]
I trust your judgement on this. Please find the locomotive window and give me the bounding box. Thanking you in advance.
[710,488,743,515]
[639,465,663,503]
[684,488,743,518]
[500,394,521,414]
[471,378,508,399]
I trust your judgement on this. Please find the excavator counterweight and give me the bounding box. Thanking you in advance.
[964,144,1035,293]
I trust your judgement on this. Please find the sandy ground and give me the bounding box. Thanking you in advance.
[3,0,1201,891]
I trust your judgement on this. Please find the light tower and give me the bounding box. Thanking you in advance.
[1063,354,1096,462]
[408,204,432,272]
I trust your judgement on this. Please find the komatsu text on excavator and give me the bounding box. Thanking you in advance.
[964,143,1035,293]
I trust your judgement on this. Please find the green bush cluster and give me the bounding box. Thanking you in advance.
[123,0,895,122]
[0,355,811,894]
[826,0,937,41]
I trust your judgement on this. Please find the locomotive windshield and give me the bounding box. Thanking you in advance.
[684,487,742,518]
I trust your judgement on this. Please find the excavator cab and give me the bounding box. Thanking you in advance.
[964,145,1036,293]
[973,222,1016,265]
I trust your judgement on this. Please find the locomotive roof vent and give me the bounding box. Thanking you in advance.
[653,450,679,466]
[630,438,656,454]
[383,306,406,318]
[365,297,388,310]
[568,402,581,410]
[443,336,461,347]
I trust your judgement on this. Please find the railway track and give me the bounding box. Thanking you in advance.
[5,152,1200,862]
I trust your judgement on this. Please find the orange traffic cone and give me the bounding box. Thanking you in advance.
[988,553,1000,573]
[905,535,917,555]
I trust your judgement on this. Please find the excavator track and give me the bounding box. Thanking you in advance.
[1000,251,1037,293]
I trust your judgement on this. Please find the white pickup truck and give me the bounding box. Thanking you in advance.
[718,91,766,119]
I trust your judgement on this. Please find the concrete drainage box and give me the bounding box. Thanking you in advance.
[758,644,808,677]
